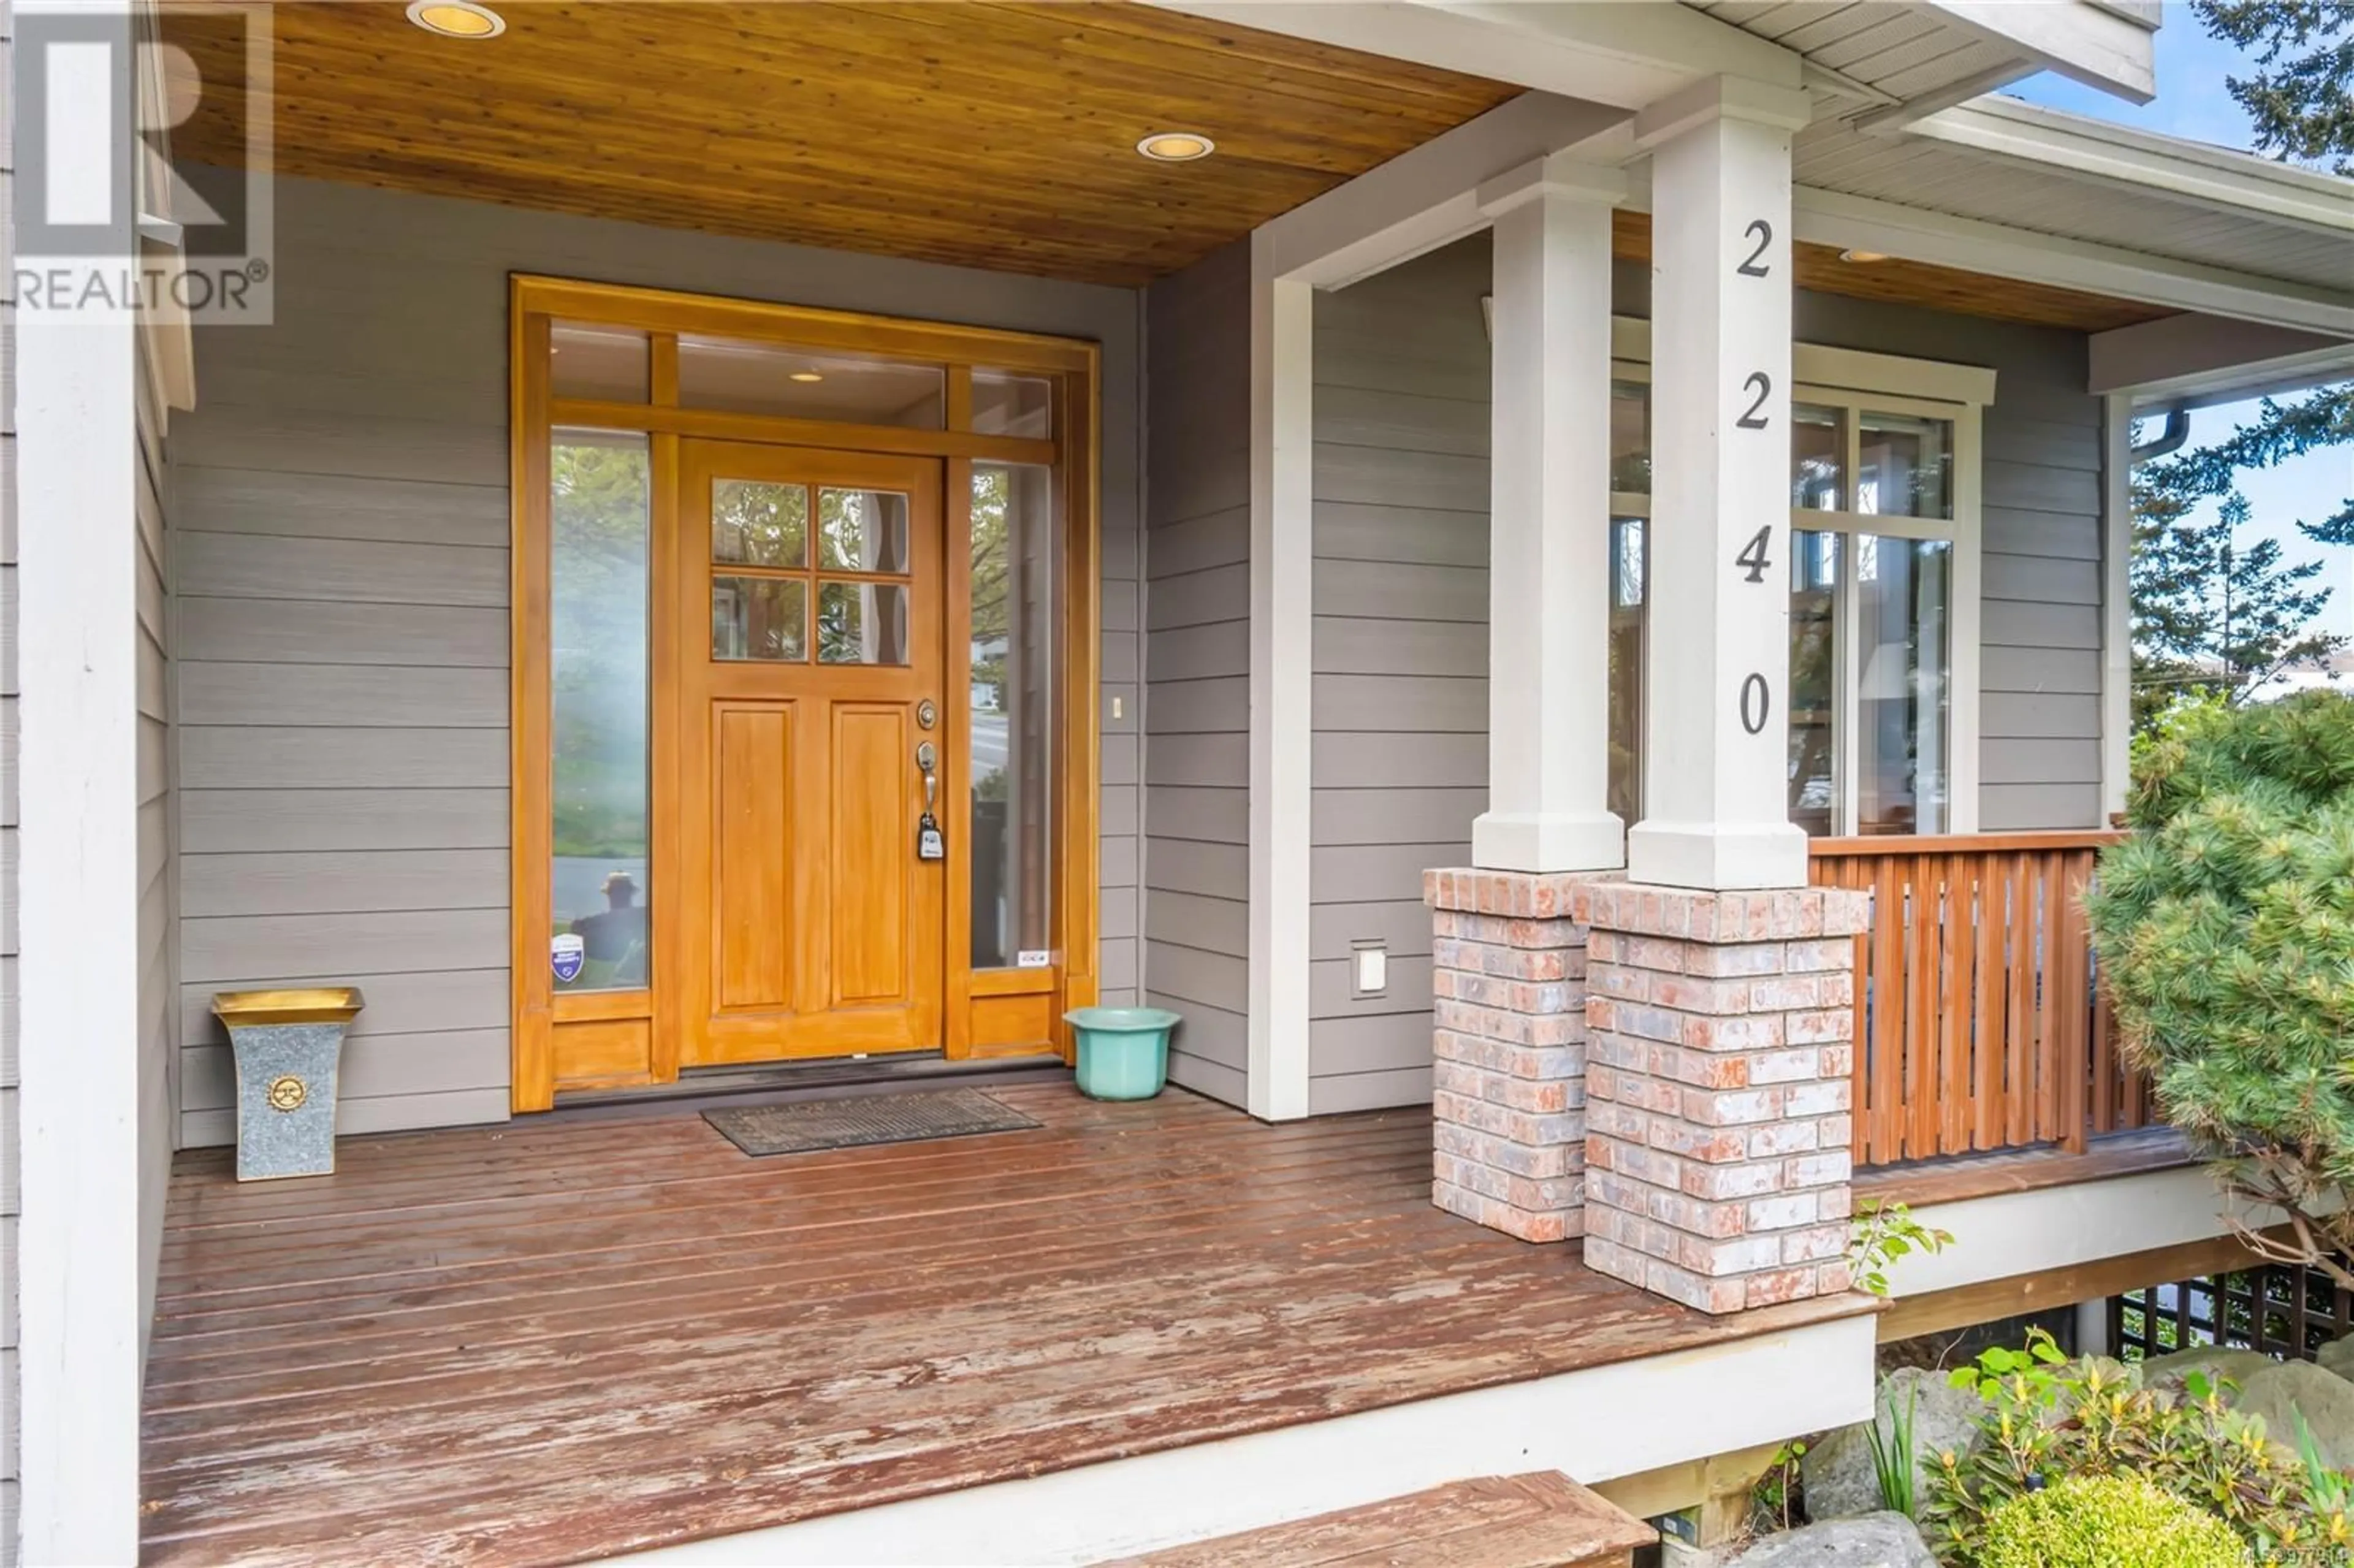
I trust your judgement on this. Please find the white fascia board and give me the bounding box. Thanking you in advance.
[1257,91,1627,287]
[2090,311,2354,405]
[1886,1165,2339,1298]
[611,1312,1877,1566]
[1144,0,1797,111]
[1908,97,2354,241]
[1791,186,2354,337]
[1920,0,2157,104]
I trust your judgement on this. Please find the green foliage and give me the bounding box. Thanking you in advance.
[1978,1474,2252,1568]
[2130,389,2351,734]
[2192,1,2354,173]
[1926,1330,2350,1565]
[2296,1408,2354,1517]
[1753,1437,1806,1533]
[2086,692,2354,1287]
[1865,1376,1920,1517]
[1847,1198,1956,1298]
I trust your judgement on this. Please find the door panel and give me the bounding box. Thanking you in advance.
[832,705,912,1006]
[676,441,944,1065]
[713,702,793,1013]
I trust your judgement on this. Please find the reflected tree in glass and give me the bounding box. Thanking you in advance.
[550,433,652,991]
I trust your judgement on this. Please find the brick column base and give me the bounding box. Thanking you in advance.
[1422,870,1599,1244]
[1582,883,1870,1314]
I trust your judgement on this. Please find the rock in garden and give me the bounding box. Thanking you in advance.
[1800,1368,1984,1523]
[2236,1358,2354,1469]
[2317,1334,2354,1384]
[1724,1512,1938,1568]
[2135,1345,2278,1392]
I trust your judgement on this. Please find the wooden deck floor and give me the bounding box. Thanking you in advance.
[142,1083,1864,1566]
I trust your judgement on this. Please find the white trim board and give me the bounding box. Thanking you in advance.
[1608,316,1999,406]
[613,1314,1877,1566]
[1886,1165,2345,1299]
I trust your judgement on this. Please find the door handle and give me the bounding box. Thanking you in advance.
[916,740,938,813]
[915,740,945,861]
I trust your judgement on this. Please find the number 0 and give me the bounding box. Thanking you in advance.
[1739,674,1771,736]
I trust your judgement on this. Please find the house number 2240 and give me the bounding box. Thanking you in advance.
[1734,219,1774,739]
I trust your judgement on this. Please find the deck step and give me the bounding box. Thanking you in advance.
[1105,1472,1658,1567]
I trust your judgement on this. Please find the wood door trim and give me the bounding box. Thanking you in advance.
[512,275,1102,1108]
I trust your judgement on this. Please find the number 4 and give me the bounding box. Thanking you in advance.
[1735,527,1773,584]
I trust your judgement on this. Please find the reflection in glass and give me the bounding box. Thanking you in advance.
[1856,537,1951,834]
[970,463,1057,968]
[712,480,807,567]
[816,581,910,664]
[678,335,946,427]
[1607,516,1646,824]
[712,576,807,661]
[1788,530,1840,837]
[972,370,1054,439]
[1859,413,1954,521]
[1610,381,1650,495]
[1792,405,1843,511]
[551,429,651,991]
[550,322,650,403]
[817,488,910,573]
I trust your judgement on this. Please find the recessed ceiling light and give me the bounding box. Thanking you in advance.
[1137,132,1215,163]
[407,1,505,39]
[1840,248,1891,264]
[789,371,825,383]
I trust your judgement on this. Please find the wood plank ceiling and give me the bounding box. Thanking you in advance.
[164,1,2169,329]
[163,1,1522,286]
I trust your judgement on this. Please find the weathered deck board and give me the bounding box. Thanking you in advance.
[142,1084,1864,1566]
[1111,1471,1656,1567]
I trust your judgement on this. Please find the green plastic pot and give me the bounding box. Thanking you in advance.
[1065,1007,1182,1101]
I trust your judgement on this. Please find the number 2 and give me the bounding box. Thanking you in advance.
[1737,219,1772,277]
[1735,527,1773,584]
[1736,373,1772,430]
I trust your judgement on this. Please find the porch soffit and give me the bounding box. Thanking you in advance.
[161,1,1523,287]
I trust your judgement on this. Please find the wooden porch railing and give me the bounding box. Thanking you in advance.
[1808,831,2157,1168]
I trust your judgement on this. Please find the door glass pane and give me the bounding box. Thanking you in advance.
[1788,530,1840,837]
[972,370,1054,438]
[712,576,807,661]
[551,429,652,992]
[712,479,807,567]
[678,335,946,428]
[1858,412,1954,520]
[1792,404,1844,511]
[816,488,910,573]
[1607,515,1646,824]
[1610,381,1650,495]
[969,463,1057,969]
[550,322,649,403]
[816,582,910,665]
[1856,536,1951,834]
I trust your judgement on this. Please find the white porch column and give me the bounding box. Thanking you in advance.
[1627,77,1815,891]
[1470,158,1626,874]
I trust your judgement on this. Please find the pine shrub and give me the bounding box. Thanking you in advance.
[2085,691,2354,1284]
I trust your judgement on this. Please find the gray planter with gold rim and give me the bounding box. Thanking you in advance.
[213,988,364,1181]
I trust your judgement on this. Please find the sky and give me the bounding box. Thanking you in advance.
[2007,4,2354,646]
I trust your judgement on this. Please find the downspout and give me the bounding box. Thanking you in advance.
[2130,407,2190,462]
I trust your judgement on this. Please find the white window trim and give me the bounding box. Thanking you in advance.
[1607,321,1989,835]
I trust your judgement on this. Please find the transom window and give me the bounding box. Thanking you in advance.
[1607,367,1976,837]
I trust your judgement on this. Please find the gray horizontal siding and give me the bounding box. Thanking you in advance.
[1308,235,1491,1112]
[170,173,1143,1136]
[0,50,16,1542]
[1142,240,1250,1107]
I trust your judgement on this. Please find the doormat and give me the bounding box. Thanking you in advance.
[703,1089,1041,1157]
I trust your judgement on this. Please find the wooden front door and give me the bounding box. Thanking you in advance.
[674,440,946,1064]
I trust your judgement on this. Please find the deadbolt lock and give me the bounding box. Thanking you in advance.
[916,698,937,730]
